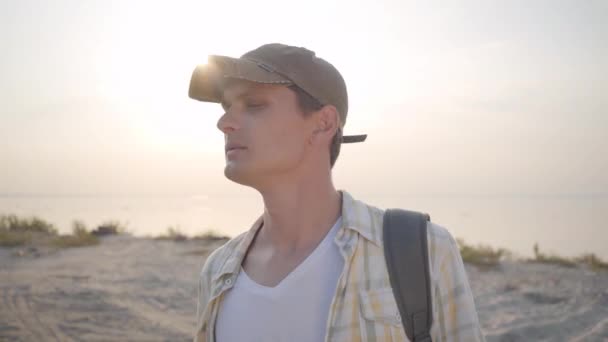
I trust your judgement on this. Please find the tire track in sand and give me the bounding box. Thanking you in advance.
[0,284,67,342]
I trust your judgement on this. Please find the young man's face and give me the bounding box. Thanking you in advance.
[217,80,315,187]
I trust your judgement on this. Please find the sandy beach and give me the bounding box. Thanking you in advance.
[1,236,607,341]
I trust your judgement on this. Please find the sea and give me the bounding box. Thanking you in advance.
[1,193,606,260]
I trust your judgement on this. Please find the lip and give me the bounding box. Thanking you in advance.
[225,143,247,154]
[226,148,246,159]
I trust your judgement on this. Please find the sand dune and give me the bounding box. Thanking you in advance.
[1,236,607,341]
[467,260,608,341]
[0,236,215,341]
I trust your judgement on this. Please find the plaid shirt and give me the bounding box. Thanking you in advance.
[194,191,485,341]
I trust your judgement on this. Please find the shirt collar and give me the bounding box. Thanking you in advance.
[339,190,382,247]
[211,215,263,283]
[211,190,381,283]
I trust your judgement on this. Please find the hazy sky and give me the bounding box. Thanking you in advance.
[1,0,607,198]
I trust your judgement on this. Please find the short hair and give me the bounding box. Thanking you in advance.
[288,85,342,168]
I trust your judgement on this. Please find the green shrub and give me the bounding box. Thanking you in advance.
[155,226,188,242]
[192,229,230,241]
[0,214,57,234]
[0,214,58,247]
[457,238,506,268]
[0,230,32,247]
[51,220,99,248]
[529,243,577,268]
[576,253,608,271]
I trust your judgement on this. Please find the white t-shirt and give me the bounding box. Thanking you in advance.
[215,217,344,342]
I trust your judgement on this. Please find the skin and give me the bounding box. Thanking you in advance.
[217,79,342,287]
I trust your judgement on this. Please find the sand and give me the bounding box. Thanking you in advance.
[1,236,607,341]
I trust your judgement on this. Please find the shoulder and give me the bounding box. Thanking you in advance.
[426,221,462,276]
[427,221,459,257]
[427,220,455,242]
[195,230,252,330]
[424,225,484,340]
[198,231,249,284]
[341,190,461,273]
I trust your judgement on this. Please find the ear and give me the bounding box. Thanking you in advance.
[310,105,340,145]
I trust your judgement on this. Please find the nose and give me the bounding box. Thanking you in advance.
[217,110,239,134]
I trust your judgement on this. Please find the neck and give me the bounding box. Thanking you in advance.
[256,173,342,254]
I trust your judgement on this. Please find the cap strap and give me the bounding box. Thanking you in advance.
[342,134,367,143]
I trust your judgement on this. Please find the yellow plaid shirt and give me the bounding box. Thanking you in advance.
[194,191,485,341]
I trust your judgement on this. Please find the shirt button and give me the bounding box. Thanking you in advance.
[395,312,401,323]
[225,278,233,285]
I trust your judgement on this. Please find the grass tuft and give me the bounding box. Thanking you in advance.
[155,226,188,242]
[529,243,577,268]
[575,253,608,271]
[51,220,99,248]
[192,229,230,242]
[0,214,57,247]
[457,238,507,269]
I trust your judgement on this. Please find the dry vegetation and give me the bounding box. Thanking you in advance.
[52,220,100,248]
[457,238,508,269]
[91,220,128,236]
[154,226,188,242]
[456,240,608,272]
[0,214,127,250]
[191,229,230,241]
[529,243,608,271]
[0,214,58,247]
[155,226,230,242]
[3,213,606,272]
[575,253,608,271]
[529,243,577,267]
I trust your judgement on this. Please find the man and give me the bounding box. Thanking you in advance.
[188,43,484,342]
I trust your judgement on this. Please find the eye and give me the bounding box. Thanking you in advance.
[245,101,266,110]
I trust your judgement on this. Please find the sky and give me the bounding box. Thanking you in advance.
[1,0,607,198]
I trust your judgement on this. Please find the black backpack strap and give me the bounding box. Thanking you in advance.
[383,209,433,342]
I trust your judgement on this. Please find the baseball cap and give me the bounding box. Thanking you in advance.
[188,43,367,144]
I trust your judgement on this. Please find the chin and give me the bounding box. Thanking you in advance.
[224,163,255,187]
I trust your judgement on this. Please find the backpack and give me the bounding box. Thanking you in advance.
[383,209,432,342]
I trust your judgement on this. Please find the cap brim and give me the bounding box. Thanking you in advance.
[342,134,367,143]
[188,55,292,103]
[189,56,367,144]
